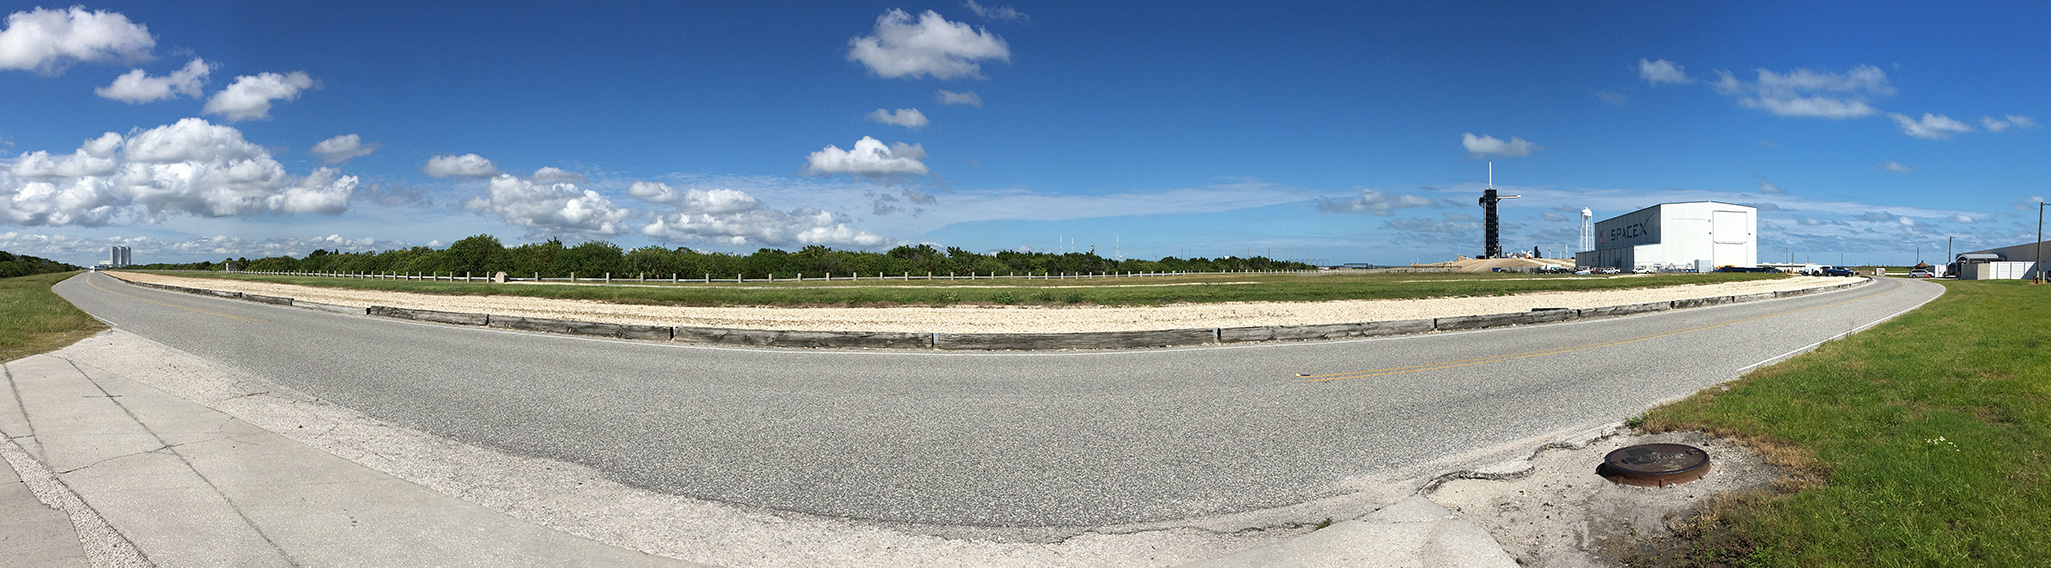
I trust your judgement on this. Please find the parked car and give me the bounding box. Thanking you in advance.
[1822,267,1856,277]
[1909,268,1934,278]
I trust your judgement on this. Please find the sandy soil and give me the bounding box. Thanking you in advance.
[1430,428,1777,567]
[110,272,1850,334]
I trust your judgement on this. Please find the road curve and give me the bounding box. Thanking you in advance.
[54,272,1940,528]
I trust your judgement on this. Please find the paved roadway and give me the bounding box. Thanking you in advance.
[54,272,1940,528]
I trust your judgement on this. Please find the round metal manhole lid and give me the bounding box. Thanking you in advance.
[1598,443,1711,487]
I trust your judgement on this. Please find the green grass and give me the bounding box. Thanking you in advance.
[127,270,1789,307]
[0,271,105,362]
[1638,280,2051,566]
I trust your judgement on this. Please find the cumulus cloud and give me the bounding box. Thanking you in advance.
[1713,65,1892,119]
[1757,181,1786,194]
[1880,161,1914,173]
[964,0,1028,21]
[1638,58,1690,85]
[0,231,411,262]
[629,180,889,247]
[1461,133,1537,157]
[96,57,209,103]
[867,108,930,129]
[1949,214,1974,223]
[847,9,1009,79]
[1888,113,1973,139]
[935,89,983,106]
[463,175,629,237]
[309,133,378,165]
[422,153,501,178]
[0,118,355,226]
[627,181,758,213]
[1317,188,1438,215]
[1981,115,2038,133]
[530,166,586,184]
[1595,90,1627,106]
[0,6,154,74]
[202,71,315,122]
[645,207,890,248]
[800,136,930,179]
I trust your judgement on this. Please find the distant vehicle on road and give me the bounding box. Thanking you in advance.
[1822,267,1856,277]
[1908,268,1934,278]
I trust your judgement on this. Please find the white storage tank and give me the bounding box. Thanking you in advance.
[1575,202,1756,271]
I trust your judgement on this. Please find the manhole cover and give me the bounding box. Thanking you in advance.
[1598,443,1711,487]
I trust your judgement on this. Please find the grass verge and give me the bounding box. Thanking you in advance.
[125,270,1791,307]
[0,272,106,362]
[1633,280,2050,566]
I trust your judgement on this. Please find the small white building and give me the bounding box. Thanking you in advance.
[1575,201,1757,271]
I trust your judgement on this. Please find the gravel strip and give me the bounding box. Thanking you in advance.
[111,272,1849,334]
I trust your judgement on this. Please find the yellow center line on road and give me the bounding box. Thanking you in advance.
[1300,283,1901,384]
[86,272,268,324]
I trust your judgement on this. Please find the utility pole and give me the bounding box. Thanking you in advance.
[2037,203,2046,283]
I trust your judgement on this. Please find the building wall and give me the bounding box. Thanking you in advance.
[1576,202,1755,270]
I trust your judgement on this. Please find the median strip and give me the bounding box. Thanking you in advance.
[100,273,1871,351]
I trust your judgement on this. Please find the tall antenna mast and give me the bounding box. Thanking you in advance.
[1488,161,1493,189]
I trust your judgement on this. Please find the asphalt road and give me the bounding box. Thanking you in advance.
[55,272,1940,528]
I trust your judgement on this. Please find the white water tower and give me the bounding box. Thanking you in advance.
[1578,208,1595,253]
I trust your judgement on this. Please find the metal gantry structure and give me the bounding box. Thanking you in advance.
[1478,162,1519,258]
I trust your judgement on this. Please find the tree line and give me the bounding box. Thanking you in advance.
[127,235,1315,279]
[0,250,83,278]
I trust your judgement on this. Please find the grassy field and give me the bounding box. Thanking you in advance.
[128,270,1791,307]
[0,272,105,362]
[1637,280,2050,566]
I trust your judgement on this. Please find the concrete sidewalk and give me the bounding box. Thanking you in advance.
[0,351,696,567]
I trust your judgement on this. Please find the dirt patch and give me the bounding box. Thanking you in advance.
[1428,428,1780,567]
[109,271,1851,334]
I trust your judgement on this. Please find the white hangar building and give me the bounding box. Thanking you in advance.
[1575,201,1757,271]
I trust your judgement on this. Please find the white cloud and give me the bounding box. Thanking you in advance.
[964,0,1028,22]
[627,181,758,214]
[1888,113,1973,140]
[866,108,930,130]
[1461,133,1537,157]
[0,231,411,262]
[644,206,891,248]
[1638,58,1690,85]
[422,153,501,178]
[1594,90,1627,106]
[202,71,316,122]
[1713,65,1892,119]
[95,57,210,103]
[1981,115,2038,133]
[1317,188,1439,215]
[800,136,930,179]
[0,6,154,74]
[463,175,630,237]
[935,89,983,107]
[0,118,356,226]
[309,134,378,165]
[847,9,1009,80]
[1757,181,1786,194]
[1880,161,1914,173]
[1949,214,1974,223]
[530,166,586,184]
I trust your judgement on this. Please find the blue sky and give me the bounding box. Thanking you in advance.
[1,1,2044,267]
